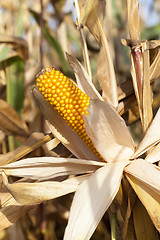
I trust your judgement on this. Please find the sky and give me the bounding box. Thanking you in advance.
[139,0,160,26]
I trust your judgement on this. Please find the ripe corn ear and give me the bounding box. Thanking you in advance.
[36,67,102,160]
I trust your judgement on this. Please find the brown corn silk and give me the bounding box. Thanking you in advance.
[36,67,102,160]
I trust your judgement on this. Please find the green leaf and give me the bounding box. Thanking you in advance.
[141,24,160,40]
[0,45,18,62]
[5,56,25,116]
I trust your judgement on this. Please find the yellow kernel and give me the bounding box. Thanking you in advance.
[66,92,70,97]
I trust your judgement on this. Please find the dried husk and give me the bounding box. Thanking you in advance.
[145,142,160,163]
[64,161,129,240]
[132,107,160,158]
[66,53,103,100]
[0,157,105,180]
[125,160,160,232]
[84,99,135,162]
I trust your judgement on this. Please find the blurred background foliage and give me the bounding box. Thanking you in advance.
[0,0,160,239]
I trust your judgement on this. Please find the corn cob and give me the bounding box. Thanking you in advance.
[36,67,102,160]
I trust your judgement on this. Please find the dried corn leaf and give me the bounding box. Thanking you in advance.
[85,0,106,43]
[2,172,87,205]
[66,53,103,100]
[0,99,30,142]
[145,143,160,163]
[78,0,95,26]
[97,42,118,107]
[127,0,140,42]
[0,132,53,166]
[125,159,160,232]
[118,79,134,101]
[133,199,158,240]
[32,87,99,161]
[150,50,160,80]
[142,42,153,133]
[83,0,118,107]
[64,161,129,240]
[132,107,160,158]
[1,157,105,180]
[84,99,135,162]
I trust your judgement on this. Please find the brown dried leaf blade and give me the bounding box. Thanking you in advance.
[127,0,140,42]
[0,99,30,142]
[84,0,118,107]
[0,132,53,166]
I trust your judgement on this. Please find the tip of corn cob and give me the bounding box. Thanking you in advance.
[36,67,102,160]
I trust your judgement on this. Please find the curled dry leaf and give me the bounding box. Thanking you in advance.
[0,35,28,61]
[2,172,88,205]
[0,186,33,230]
[32,86,99,161]
[84,99,135,162]
[0,44,19,62]
[0,99,30,142]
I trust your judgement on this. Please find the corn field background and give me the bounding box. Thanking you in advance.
[0,0,160,239]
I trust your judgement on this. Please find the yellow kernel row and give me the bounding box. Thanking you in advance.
[36,67,102,160]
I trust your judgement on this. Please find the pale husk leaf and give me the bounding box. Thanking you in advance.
[145,143,160,163]
[32,87,99,161]
[1,157,105,180]
[84,99,135,162]
[0,132,53,166]
[2,172,87,205]
[125,159,160,232]
[64,161,129,240]
[132,107,160,159]
[66,53,103,100]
